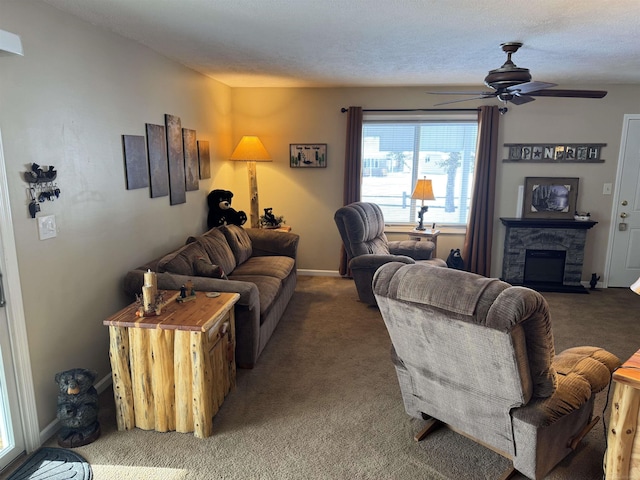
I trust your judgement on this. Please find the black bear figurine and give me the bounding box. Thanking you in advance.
[55,368,100,448]
[446,249,465,270]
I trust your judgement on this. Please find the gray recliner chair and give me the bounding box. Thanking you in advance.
[334,202,446,305]
[373,262,620,480]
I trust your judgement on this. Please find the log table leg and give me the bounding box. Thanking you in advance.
[150,328,175,432]
[129,328,155,430]
[191,330,214,439]
[605,382,640,480]
[108,326,135,431]
[174,331,194,433]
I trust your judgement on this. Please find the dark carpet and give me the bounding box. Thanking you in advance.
[7,447,92,480]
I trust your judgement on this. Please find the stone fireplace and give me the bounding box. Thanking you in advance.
[500,218,597,293]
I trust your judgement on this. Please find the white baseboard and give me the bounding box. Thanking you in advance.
[39,372,113,445]
[298,269,340,277]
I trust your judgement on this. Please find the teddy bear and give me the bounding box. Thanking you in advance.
[207,189,247,229]
[55,368,101,448]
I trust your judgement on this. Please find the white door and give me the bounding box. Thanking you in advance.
[607,115,640,287]
[0,129,39,472]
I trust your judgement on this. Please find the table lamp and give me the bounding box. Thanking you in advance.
[229,136,272,228]
[631,276,640,295]
[411,177,435,231]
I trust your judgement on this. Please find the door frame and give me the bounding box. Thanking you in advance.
[604,113,640,288]
[0,129,40,456]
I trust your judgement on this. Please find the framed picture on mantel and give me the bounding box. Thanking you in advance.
[522,177,579,220]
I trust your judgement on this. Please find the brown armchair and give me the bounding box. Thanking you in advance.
[334,202,445,305]
[373,262,620,480]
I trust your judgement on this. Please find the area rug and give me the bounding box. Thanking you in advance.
[7,447,92,480]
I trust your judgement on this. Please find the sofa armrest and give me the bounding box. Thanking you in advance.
[124,270,259,308]
[389,240,436,260]
[245,228,299,258]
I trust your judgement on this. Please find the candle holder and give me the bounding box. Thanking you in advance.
[135,290,165,317]
[135,269,165,316]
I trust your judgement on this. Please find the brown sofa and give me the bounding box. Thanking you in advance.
[124,225,299,368]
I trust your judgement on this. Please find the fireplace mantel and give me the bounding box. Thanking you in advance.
[500,217,597,293]
[500,218,597,229]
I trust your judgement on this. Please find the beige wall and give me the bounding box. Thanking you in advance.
[2,0,640,434]
[229,86,640,276]
[1,1,232,429]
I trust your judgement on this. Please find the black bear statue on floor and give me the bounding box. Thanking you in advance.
[207,189,247,229]
[55,368,101,448]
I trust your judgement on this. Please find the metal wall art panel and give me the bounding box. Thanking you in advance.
[183,128,199,191]
[145,123,169,198]
[122,135,148,189]
[197,140,211,179]
[165,114,186,205]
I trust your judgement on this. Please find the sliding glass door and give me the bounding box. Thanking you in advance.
[0,267,24,471]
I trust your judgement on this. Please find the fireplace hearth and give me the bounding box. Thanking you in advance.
[500,218,597,293]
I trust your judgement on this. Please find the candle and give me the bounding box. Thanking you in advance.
[142,285,154,312]
[143,269,157,303]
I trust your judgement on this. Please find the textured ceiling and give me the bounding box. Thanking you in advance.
[42,0,640,88]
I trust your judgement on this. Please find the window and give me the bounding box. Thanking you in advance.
[361,114,478,226]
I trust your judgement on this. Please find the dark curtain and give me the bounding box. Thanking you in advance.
[339,106,363,276]
[462,105,499,276]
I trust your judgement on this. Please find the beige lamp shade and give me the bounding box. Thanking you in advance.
[229,136,272,162]
[411,178,435,201]
[631,276,640,295]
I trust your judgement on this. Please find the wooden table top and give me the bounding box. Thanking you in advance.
[613,348,640,390]
[103,291,240,332]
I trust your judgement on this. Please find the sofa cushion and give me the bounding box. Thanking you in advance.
[232,256,295,280]
[194,228,237,275]
[227,274,281,318]
[157,241,208,276]
[193,257,228,279]
[222,225,253,265]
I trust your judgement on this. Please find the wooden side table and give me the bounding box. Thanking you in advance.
[104,291,240,438]
[407,229,440,255]
[605,348,640,479]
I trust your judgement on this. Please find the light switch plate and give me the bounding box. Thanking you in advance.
[38,214,57,240]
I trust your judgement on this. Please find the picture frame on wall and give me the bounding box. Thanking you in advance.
[522,177,579,219]
[290,144,327,168]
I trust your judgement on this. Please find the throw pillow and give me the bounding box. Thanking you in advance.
[193,257,228,280]
[157,242,208,276]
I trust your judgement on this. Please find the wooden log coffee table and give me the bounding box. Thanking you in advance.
[605,348,640,479]
[104,291,240,438]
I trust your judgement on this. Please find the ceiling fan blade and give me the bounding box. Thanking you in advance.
[509,95,535,105]
[507,81,557,95]
[527,89,608,99]
[433,95,495,106]
[427,91,492,96]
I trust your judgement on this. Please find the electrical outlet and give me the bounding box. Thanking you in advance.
[38,214,57,240]
[603,183,612,195]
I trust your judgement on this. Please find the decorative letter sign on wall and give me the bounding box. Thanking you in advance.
[503,143,606,163]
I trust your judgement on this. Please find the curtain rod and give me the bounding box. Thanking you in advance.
[340,108,480,113]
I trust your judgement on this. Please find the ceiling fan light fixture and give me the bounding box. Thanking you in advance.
[428,42,608,108]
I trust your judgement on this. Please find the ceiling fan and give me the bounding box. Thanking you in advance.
[429,42,607,110]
